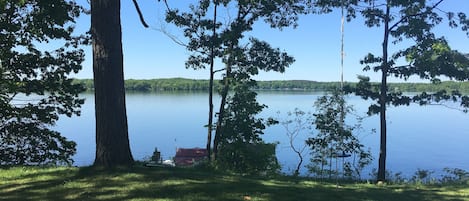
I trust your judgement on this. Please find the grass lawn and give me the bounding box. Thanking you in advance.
[0,165,468,201]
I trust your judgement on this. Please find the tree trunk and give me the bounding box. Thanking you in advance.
[377,3,390,183]
[206,1,218,161]
[288,129,303,176]
[91,0,134,167]
[207,72,214,160]
[294,149,303,177]
[213,62,231,159]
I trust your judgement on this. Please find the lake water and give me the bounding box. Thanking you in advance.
[55,91,469,178]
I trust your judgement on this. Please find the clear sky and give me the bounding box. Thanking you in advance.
[72,0,469,82]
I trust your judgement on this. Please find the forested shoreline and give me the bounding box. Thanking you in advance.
[3,0,469,189]
[74,78,469,93]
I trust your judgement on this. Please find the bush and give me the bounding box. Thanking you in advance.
[217,142,280,175]
[0,122,76,165]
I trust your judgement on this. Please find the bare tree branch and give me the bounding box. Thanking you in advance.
[132,0,149,28]
[213,68,226,74]
[426,103,467,112]
[161,0,171,12]
[151,25,187,47]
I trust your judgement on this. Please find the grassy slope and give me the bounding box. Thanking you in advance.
[1,166,468,201]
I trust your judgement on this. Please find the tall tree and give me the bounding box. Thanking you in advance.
[214,38,294,174]
[315,0,469,182]
[0,0,87,165]
[91,0,133,167]
[165,0,310,160]
[158,0,221,160]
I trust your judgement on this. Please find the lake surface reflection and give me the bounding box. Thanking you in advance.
[56,91,469,178]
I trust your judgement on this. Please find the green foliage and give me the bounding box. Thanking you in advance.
[307,91,372,179]
[211,34,295,174]
[0,0,88,165]
[216,81,280,175]
[316,0,469,182]
[76,78,349,92]
[76,78,469,94]
[216,140,280,175]
[164,0,300,171]
[0,123,77,165]
[364,1,469,109]
[348,0,469,90]
[164,0,310,71]
[369,168,469,185]
[441,168,469,184]
[411,169,435,185]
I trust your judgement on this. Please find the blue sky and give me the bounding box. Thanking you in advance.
[72,0,469,82]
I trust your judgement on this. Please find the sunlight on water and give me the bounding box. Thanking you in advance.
[56,91,469,178]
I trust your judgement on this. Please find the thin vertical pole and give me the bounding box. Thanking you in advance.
[340,3,345,92]
[339,0,346,181]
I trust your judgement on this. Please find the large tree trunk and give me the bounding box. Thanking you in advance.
[91,0,134,167]
[377,3,390,183]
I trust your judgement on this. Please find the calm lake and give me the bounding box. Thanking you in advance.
[56,91,469,178]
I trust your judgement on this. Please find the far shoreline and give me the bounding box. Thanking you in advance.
[72,77,469,94]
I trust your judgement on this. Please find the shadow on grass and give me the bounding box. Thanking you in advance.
[1,166,468,201]
[0,167,79,201]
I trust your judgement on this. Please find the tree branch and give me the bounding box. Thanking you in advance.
[213,68,226,74]
[159,0,172,12]
[425,103,467,112]
[388,0,444,31]
[151,25,187,48]
[132,0,149,28]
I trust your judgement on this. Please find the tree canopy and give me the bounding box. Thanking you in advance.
[314,0,469,182]
[0,0,88,165]
[163,0,305,172]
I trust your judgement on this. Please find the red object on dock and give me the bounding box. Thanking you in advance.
[174,148,207,166]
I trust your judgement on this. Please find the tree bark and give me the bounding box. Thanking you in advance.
[293,147,303,177]
[206,1,218,161]
[377,3,390,183]
[91,0,134,167]
[213,62,231,159]
[207,71,214,160]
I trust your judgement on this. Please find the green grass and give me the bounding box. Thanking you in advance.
[1,166,468,201]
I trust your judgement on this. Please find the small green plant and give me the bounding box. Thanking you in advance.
[369,168,408,184]
[440,168,469,184]
[411,169,435,185]
[307,91,372,180]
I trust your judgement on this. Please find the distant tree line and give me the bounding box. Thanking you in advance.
[74,78,469,93]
